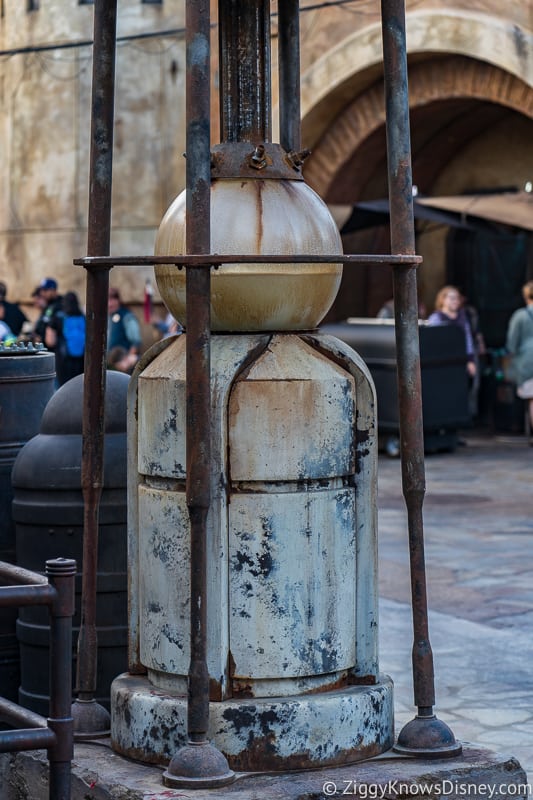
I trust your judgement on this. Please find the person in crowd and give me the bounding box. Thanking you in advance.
[376,298,395,319]
[427,285,476,378]
[107,287,142,374]
[44,291,86,386]
[460,292,486,418]
[505,280,533,441]
[33,277,63,349]
[0,317,15,343]
[31,287,48,343]
[0,281,27,336]
[151,310,183,340]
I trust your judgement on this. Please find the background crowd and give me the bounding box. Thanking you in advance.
[0,278,183,388]
[1,275,532,435]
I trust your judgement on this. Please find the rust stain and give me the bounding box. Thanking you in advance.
[225,736,386,772]
[209,677,223,702]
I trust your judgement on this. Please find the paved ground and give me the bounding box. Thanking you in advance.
[377,430,533,780]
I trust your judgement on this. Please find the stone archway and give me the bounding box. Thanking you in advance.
[300,8,533,152]
[302,13,533,319]
[304,56,533,201]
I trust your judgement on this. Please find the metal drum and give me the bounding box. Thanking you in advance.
[0,346,55,703]
[11,370,129,716]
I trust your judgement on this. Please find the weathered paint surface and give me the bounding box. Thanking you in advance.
[229,487,355,683]
[129,334,270,689]
[138,485,190,681]
[229,335,355,480]
[137,339,188,480]
[111,673,394,770]
[113,332,390,768]
[304,333,380,680]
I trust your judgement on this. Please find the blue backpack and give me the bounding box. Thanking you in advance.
[63,315,86,357]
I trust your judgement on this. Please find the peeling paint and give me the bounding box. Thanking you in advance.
[118,332,385,767]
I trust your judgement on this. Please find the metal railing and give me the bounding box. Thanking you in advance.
[0,558,76,800]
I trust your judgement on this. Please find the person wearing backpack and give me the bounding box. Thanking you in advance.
[45,290,85,386]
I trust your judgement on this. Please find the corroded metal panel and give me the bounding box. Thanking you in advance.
[304,332,380,681]
[119,331,385,765]
[127,337,183,673]
[229,486,356,683]
[137,336,187,480]
[132,334,271,695]
[138,485,190,678]
[229,335,355,481]
[111,672,394,770]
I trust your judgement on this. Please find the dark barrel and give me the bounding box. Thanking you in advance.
[11,370,129,716]
[321,320,471,453]
[0,348,56,703]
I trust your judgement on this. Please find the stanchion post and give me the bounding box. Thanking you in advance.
[73,0,117,738]
[381,0,462,757]
[46,558,76,800]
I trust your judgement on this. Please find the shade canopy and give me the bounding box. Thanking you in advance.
[416,191,533,232]
[330,191,533,234]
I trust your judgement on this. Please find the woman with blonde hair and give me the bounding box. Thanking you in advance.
[506,280,533,441]
[427,285,476,378]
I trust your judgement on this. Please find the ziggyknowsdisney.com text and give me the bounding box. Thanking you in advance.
[321,780,532,797]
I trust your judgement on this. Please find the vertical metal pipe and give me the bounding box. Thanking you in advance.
[278,0,301,153]
[46,558,76,800]
[381,0,434,712]
[185,0,212,746]
[218,0,271,142]
[164,4,233,785]
[164,1,233,787]
[381,0,461,756]
[76,0,117,730]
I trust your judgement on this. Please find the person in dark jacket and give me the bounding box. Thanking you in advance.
[34,277,63,348]
[107,287,141,373]
[0,281,27,336]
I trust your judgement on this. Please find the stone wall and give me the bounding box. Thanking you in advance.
[1,0,532,323]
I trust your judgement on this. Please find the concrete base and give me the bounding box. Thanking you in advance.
[1,742,528,799]
[110,672,394,770]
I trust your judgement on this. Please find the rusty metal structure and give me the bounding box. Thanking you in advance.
[0,559,76,800]
[73,0,461,784]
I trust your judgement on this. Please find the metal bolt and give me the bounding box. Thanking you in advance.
[249,144,267,170]
[286,148,311,170]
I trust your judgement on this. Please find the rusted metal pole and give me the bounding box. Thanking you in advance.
[381,0,461,757]
[219,0,271,142]
[278,0,301,154]
[73,0,117,737]
[47,558,76,800]
[184,0,212,739]
[163,0,234,787]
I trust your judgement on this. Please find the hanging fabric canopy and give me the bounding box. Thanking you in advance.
[330,191,533,234]
[416,191,533,231]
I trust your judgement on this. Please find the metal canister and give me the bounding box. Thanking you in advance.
[11,370,129,715]
[0,346,55,702]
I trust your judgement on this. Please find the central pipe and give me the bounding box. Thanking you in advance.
[218,0,271,143]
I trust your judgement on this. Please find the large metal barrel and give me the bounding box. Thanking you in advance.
[11,370,129,716]
[0,348,55,703]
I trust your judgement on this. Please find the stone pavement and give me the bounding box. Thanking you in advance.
[378,430,533,780]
